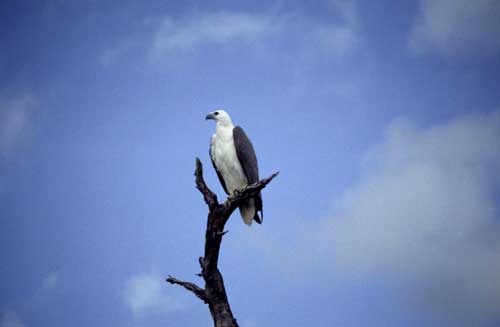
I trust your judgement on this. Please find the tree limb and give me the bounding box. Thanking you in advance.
[195,158,218,209]
[167,158,279,327]
[166,275,208,303]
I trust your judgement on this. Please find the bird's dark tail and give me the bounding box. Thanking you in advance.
[253,212,262,224]
[240,194,263,225]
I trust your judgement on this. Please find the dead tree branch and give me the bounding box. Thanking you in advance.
[166,275,208,303]
[166,158,279,327]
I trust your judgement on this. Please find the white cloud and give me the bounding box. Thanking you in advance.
[0,311,25,327]
[0,273,60,327]
[409,0,500,58]
[0,95,37,157]
[324,111,500,325]
[151,4,360,59]
[124,272,186,319]
[152,11,279,56]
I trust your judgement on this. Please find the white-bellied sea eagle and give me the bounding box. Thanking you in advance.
[206,110,263,225]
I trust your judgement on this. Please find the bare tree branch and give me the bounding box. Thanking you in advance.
[166,275,208,303]
[195,157,218,209]
[166,159,279,327]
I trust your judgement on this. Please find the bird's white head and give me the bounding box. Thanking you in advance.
[205,110,233,127]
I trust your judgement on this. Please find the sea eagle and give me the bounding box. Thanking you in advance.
[206,110,263,225]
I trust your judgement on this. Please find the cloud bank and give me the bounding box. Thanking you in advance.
[409,0,500,58]
[248,110,500,326]
[328,111,500,324]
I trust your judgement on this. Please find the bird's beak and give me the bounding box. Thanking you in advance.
[205,113,215,120]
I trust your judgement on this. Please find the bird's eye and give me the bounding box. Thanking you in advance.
[214,112,219,116]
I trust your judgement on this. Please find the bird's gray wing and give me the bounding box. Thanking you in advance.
[209,139,229,195]
[233,126,263,223]
[233,126,259,183]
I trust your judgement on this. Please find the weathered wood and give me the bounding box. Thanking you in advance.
[166,158,278,327]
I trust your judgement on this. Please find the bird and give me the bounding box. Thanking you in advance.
[205,110,263,225]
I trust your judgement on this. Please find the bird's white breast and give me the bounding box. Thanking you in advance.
[211,125,248,194]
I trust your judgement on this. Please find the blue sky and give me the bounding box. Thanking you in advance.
[1,1,500,326]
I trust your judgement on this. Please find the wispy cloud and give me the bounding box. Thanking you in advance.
[124,272,186,319]
[99,3,362,66]
[0,95,37,157]
[150,3,360,59]
[152,11,279,56]
[409,0,500,58]
[0,311,25,327]
[0,272,60,327]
